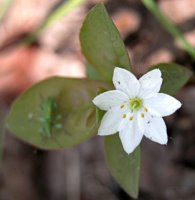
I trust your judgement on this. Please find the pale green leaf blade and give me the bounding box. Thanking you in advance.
[80,3,131,81]
[105,134,140,199]
[7,77,110,150]
[86,63,103,81]
[149,63,192,95]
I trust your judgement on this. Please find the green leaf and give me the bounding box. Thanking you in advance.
[7,77,110,150]
[86,63,103,81]
[105,134,140,199]
[149,63,192,95]
[80,3,131,81]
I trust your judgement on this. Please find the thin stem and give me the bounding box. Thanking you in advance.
[23,0,86,45]
[0,0,13,21]
[142,0,195,59]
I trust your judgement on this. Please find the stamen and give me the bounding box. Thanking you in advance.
[120,104,124,109]
[123,114,126,118]
[129,97,143,111]
[141,113,144,118]
[144,107,148,112]
[129,116,133,121]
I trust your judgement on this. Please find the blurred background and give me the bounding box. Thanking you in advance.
[0,0,195,199]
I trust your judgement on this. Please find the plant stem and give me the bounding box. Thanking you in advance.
[0,0,13,21]
[142,0,195,59]
[23,0,87,45]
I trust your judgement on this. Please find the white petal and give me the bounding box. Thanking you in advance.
[92,90,128,111]
[119,115,143,154]
[98,107,123,136]
[139,69,162,98]
[144,93,182,117]
[144,116,168,144]
[113,67,140,97]
[137,109,147,134]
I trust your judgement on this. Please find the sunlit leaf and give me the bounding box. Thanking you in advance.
[7,77,110,149]
[149,63,192,95]
[105,134,140,199]
[80,3,131,81]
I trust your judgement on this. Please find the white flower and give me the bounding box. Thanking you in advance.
[92,67,182,154]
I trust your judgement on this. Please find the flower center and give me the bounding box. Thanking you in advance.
[129,97,143,111]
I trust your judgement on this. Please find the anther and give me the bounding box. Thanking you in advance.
[123,114,126,118]
[144,107,148,112]
[129,116,133,121]
[120,104,124,109]
[141,113,144,118]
